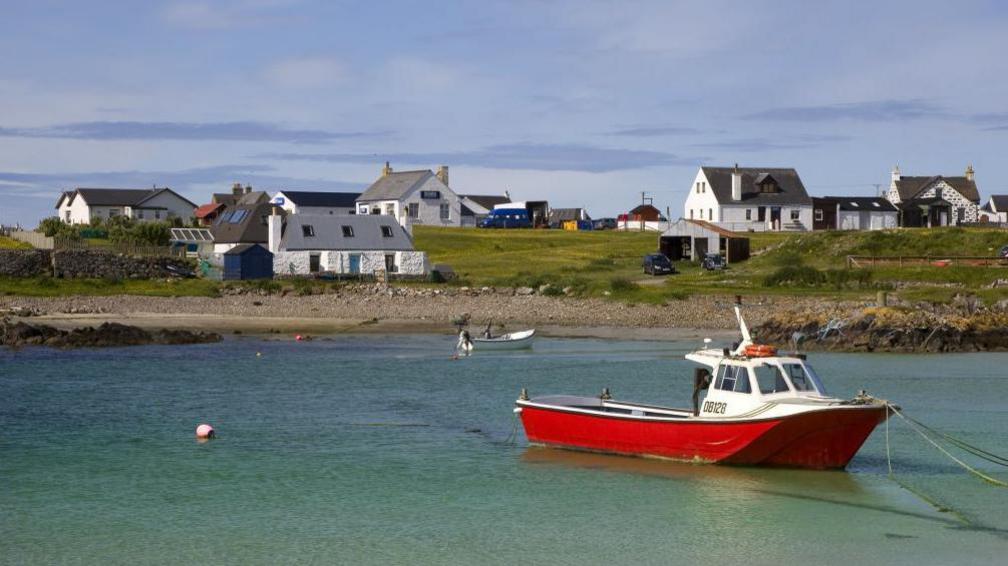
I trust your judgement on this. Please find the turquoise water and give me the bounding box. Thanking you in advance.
[2,335,1008,564]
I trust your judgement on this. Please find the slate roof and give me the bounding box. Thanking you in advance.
[280,214,415,252]
[701,167,812,206]
[819,196,897,212]
[893,176,980,203]
[357,170,434,201]
[985,195,1008,212]
[212,193,239,207]
[279,191,361,208]
[461,194,510,212]
[549,208,591,223]
[56,187,197,209]
[210,201,282,244]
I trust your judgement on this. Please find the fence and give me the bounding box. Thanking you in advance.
[847,255,1008,268]
[8,230,55,249]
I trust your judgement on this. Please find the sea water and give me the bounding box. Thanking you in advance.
[2,335,1007,564]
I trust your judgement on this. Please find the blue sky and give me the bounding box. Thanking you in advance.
[1,0,1007,225]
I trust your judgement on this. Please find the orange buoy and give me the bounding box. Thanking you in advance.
[744,344,777,357]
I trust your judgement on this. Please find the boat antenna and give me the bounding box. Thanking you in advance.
[733,295,753,355]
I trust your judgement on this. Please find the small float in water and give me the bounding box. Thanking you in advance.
[515,301,890,470]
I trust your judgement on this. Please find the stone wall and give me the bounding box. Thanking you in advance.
[0,250,52,277]
[51,250,195,279]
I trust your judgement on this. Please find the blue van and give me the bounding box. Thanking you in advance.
[479,208,532,229]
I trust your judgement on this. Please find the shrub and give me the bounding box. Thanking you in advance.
[609,277,638,292]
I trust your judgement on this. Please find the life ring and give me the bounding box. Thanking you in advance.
[744,344,777,357]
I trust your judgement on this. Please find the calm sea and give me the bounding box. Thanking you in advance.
[2,334,1007,564]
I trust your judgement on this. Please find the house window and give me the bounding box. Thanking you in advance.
[65,211,71,221]
[342,225,354,237]
[309,253,321,273]
[109,209,119,217]
[745,209,752,221]
[421,190,442,199]
[302,225,315,237]
[790,210,800,221]
[757,207,766,222]
[381,225,394,237]
[407,203,419,218]
[137,210,144,219]
[702,182,706,193]
[440,203,450,220]
[814,209,824,222]
[385,203,395,216]
[708,208,713,221]
[155,210,161,220]
[689,209,694,219]
[359,205,368,214]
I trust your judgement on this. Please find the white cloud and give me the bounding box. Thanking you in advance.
[262,57,348,89]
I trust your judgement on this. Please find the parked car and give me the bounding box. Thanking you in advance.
[643,253,676,275]
[701,253,726,271]
[479,208,532,229]
[999,244,1008,258]
[592,217,617,230]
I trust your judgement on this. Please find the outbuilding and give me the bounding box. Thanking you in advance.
[659,219,750,263]
[223,244,274,280]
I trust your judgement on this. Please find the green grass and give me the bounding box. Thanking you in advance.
[0,236,32,249]
[0,276,221,298]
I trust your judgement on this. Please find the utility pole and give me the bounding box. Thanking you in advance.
[873,183,882,197]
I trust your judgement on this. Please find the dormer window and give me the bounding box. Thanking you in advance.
[302,225,315,237]
[754,173,779,193]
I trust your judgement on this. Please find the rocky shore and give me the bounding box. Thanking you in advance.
[1,320,221,349]
[754,301,1008,353]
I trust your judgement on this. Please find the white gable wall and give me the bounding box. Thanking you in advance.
[683,169,720,223]
[357,176,462,227]
[134,191,195,222]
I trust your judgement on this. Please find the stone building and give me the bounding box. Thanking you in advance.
[884,165,981,227]
[355,162,463,227]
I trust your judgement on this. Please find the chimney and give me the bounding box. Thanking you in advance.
[232,182,243,196]
[245,184,252,195]
[891,165,901,184]
[731,163,742,201]
[268,206,282,253]
[966,164,975,182]
[382,161,392,177]
[436,165,449,187]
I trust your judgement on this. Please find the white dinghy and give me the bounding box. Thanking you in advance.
[472,329,536,351]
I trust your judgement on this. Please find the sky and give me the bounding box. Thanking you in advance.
[1,0,1007,225]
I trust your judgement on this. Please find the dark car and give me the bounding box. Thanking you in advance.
[479,208,532,229]
[701,253,726,271]
[643,253,676,275]
[1000,244,1008,258]
[592,217,617,230]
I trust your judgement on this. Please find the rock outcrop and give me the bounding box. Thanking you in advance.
[1,320,221,349]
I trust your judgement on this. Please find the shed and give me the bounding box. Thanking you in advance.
[223,243,274,280]
[659,219,750,263]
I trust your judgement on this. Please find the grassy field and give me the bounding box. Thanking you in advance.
[414,226,1008,304]
[0,236,32,249]
[0,276,221,298]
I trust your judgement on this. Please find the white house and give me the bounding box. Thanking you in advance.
[55,188,197,224]
[356,163,462,227]
[885,165,981,227]
[272,190,361,216]
[683,166,813,232]
[980,195,1008,223]
[268,211,429,277]
[812,197,898,231]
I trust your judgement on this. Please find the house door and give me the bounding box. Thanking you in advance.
[309,253,321,273]
[859,211,870,230]
[348,254,361,274]
[770,207,781,230]
[384,254,397,273]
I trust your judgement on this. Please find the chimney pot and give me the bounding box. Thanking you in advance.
[382,161,392,177]
[436,165,449,187]
[232,182,242,196]
[965,164,975,182]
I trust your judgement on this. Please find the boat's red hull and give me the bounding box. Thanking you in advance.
[518,404,888,470]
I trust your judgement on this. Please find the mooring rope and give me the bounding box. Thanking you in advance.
[886,402,1008,488]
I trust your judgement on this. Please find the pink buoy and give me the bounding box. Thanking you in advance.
[196,424,215,439]
[295,334,304,341]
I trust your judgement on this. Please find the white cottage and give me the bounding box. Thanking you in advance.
[683,165,813,232]
[272,190,360,216]
[979,195,1008,223]
[55,188,196,224]
[885,165,981,227]
[812,197,898,231]
[268,211,428,277]
[355,163,462,227]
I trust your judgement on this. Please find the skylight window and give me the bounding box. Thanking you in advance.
[849,202,859,208]
[302,225,315,237]
[342,225,354,237]
[872,202,880,208]
[229,210,248,223]
[381,225,394,237]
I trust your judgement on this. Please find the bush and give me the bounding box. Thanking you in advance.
[763,266,873,289]
[609,277,638,292]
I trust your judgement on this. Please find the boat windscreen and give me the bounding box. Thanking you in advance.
[782,363,825,394]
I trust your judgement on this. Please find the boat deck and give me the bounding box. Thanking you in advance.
[524,395,694,419]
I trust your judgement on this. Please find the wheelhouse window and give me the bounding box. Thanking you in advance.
[302,225,315,237]
[714,365,751,394]
[342,225,354,237]
[782,363,825,394]
[753,363,790,394]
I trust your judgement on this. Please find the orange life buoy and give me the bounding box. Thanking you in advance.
[744,344,777,357]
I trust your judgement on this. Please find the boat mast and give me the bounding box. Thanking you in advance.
[733,296,753,355]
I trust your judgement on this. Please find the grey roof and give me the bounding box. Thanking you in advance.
[986,195,1008,212]
[701,167,812,206]
[237,191,270,206]
[60,187,197,209]
[212,193,239,207]
[461,194,510,211]
[894,176,980,203]
[818,196,897,212]
[357,170,433,201]
[279,190,361,208]
[210,201,283,244]
[280,214,416,252]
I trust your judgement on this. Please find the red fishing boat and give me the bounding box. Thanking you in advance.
[514,304,891,469]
